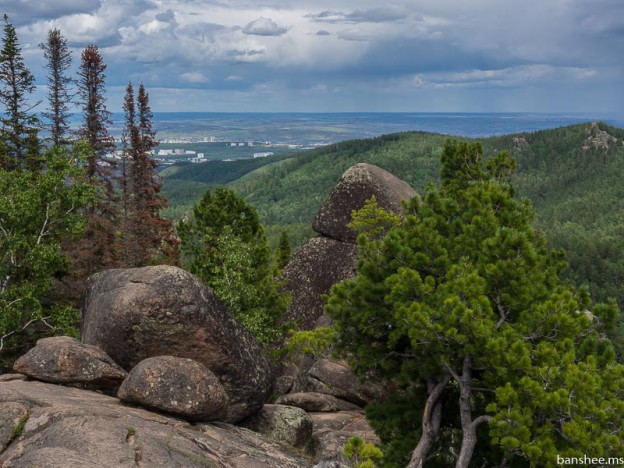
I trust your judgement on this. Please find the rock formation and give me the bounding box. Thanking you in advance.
[117,356,229,422]
[582,122,619,150]
[306,359,384,407]
[242,404,313,449]
[312,162,416,244]
[281,237,357,330]
[12,336,127,390]
[282,163,415,331]
[1,162,419,466]
[81,265,272,423]
[275,163,413,464]
[0,379,309,467]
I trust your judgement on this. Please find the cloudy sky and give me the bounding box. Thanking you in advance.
[3,0,623,113]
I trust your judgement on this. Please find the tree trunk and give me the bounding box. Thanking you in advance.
[407,374,451,468]
[451,355,493,468]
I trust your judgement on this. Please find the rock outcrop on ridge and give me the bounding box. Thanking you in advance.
[81,265,273,423]
[312,162,416,244]
[2,162,419,466]
[0,379,309,467]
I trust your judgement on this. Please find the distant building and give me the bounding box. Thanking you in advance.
[253,152,274,158]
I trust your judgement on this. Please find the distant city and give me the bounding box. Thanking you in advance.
[84,112,624,165]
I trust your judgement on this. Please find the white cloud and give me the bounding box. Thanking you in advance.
[180,72,209,83]
[7,0,622,112]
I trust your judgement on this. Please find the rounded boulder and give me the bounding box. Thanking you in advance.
[81,265,273,422]
[13,336,127,390]
[118,356,229,422]
[312,163,415,243]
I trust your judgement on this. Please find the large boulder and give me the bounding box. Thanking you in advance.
[81,265,272,422]
[0,379,312,467]
[307,359,384,406]
[312,163,416,243]
[276,392,361,413]
[241,404,313,450]
[13,336,127,390]
[310,411,379,465]
[282,237,357,330]
[117,356,228,422]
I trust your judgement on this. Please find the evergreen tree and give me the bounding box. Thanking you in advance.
[40,28,73,147]
[120,82,175,266]
[178,187,289,346]
[276,229,291,269]
[326,140,623,467]
[77,44,115,179]
[71,44,119,280]
[347,194,401,242]
[0,14,40,171]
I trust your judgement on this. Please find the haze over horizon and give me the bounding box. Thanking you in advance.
[3,0,623,114]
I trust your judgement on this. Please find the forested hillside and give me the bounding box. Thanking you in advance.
[162,122,624,353]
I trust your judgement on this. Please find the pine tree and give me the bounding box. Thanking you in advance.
[119,82,175,267]
[40,28,73,147]
[276,229,291,269]
[70,44,119,280]
[326,140,624,467]
[0,14,40,170]
[76,44,115,179]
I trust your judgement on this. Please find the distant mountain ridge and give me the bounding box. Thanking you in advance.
[162,122,624,334]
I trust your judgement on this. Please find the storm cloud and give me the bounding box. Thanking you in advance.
[4,0,622,113]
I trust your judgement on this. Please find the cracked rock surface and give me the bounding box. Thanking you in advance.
[0,379,311,467]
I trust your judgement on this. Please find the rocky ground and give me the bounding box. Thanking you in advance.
[0,163,416,467]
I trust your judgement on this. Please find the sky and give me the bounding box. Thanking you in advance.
[2,0,623,113]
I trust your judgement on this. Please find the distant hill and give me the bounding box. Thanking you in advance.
[161,122,624,316]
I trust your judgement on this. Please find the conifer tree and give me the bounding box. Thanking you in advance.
[71,44,119,280]
[40,28,73,147]
[276,229,291,269]
[0,14,40,170]
[77,44,115,179]
[119,82,175,266]
[326,140,624,467]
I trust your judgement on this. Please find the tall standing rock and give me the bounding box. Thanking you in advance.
[282,237,357,330]
[283,163,416,331]
[81,265,272,423]
[312,163,416,244]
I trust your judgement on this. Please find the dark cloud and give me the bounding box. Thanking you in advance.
[227,48,265,57]
[5,0,622,113]
[155,9,176,23]
[242,17,289,36]
[307,7,406,24]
